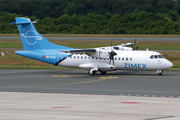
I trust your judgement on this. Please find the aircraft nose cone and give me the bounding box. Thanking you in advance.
[166,60,173,69]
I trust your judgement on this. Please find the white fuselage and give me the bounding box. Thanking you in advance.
[59,50,173,71]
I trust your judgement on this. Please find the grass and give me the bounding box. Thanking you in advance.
[0,49,180,70]
[1,39,180,50]
[2,34,180,38]
[0,34,180,70]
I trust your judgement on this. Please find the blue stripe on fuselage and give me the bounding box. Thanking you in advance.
[15,50,70,65]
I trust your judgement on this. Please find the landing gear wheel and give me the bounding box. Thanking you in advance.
[158,73,162,76]
[100,71,107,75]
[157,70,163,76]
[88,70,96,75]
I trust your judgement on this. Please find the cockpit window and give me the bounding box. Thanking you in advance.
[154,55,158,59]
[150,55,153,59]
[158,55,163,58]
[150,55,164,59]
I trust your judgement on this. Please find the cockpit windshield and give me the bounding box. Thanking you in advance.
[158,55,163,58]
[150,55,163,59]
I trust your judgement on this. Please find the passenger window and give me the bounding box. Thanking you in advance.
[122,58,124,60]
[88,57,90,59]
[126,58,128,60]
[115,57,117,60]
[81,56,83,59]
[130,58,132,61]
[118,57,120,60]
[74,56,76,59]
[77,56,79,59]
[92,57,94,59]
[150,55,153,59]
[154,55,158,59]
[85,56,87,59]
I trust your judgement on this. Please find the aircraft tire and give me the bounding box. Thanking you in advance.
[158,73,162,76]
[100,71,107,75]
[88,70,96,75]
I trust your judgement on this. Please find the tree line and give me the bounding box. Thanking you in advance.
[1,11,180,34]
[0,0,180,20]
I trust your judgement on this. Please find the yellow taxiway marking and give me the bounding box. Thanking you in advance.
[50,76,118,86]
[100,75,118,79]
[30,75,118,87]
[52,75,71,77]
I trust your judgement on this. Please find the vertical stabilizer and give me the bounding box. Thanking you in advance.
[12,17,71,50]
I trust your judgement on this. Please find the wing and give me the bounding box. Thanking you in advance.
[60,48,110,58]
[59,49,96,55]
[59,42,135,57]
[121,43,135,47]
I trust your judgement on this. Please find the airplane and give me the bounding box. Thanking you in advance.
[10,17,173,76]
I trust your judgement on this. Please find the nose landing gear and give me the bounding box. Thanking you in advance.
[88,70,107,75]
[156,70,163,76]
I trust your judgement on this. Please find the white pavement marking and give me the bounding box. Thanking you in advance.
[1,92,180,120]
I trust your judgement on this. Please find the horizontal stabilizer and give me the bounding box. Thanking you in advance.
[9,21,37,25]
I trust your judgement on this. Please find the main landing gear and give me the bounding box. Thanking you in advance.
[100,71,107,75]
[156,70,163,76]
[88,70,97,75]
[88,70,107,75]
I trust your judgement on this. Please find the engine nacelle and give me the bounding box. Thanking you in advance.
[87,48,110,58]
[116,46,133,51]
[79,63,116,71]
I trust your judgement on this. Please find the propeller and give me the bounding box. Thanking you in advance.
[132,38,139,50]
[109,41,117,65]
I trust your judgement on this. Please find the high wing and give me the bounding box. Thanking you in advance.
[60,48,109,58]
[101,43,135,50]
[60,42,136,57]
[60,49,96,55]
[59,42,136,66]
[121,43,135,47]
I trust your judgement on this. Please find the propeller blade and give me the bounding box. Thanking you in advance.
[109,58,111,64]
[109,41,117,65]
[133,38,137,50]
[108,51,117,65]
[136,46,139,50]
[113,56,115,65]
[134,38,137,44]
[111,40,112,51]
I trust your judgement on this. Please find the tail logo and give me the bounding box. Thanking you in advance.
[21,30,42,45]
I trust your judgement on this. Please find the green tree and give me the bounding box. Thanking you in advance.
[63,2,77,16]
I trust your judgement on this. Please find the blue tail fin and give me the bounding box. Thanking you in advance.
[12,17,71,50]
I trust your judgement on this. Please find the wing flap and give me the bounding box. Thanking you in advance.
[60,49,96,55]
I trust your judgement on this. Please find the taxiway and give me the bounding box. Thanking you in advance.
[0,69,180,97]
[0,69,180,120]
